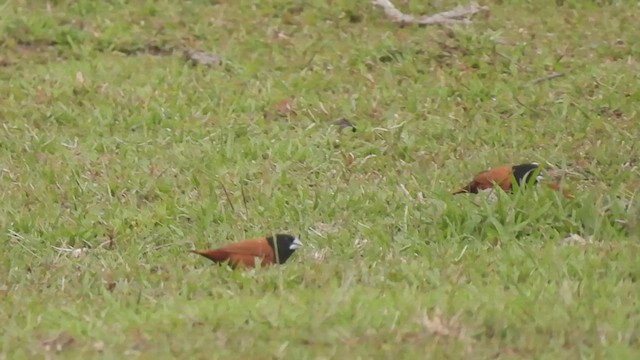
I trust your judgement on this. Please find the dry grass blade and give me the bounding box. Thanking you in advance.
[7,229,40,259]
[42,332,75,353]
[560,233,592,246]
[240,182,249,219]
[311,248,329,262]
[418,311,474,352]
[52,245,90,258]
[420,313,463,338]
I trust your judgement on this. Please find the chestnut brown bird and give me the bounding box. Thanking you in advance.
[191,234,302,269]
[451,163,570,196]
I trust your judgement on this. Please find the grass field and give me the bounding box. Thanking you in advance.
[1,0,639,358]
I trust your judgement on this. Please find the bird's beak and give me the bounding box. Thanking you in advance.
[289,238,303,250]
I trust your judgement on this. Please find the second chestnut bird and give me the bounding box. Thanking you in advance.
[451,163,570,197]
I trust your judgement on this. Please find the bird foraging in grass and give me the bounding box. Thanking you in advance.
[451,163,572,198]
[191,234,302,269]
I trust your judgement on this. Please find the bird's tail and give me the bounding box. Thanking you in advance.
[451,189,468,195]
[190,249,227,263]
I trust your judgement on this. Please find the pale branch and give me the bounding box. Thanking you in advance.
[371,0,488,26]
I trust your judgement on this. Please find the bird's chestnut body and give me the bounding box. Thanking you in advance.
[452,163,571,197]
[191,234,302,269]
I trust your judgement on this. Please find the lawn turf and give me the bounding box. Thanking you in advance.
[1,0,639,358]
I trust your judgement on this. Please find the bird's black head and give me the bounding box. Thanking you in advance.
[266,234,303,264]
[511,163,543,188]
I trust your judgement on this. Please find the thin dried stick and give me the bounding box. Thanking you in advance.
[216,179,235,213]
[513,96,543,116]
[372,0,488,26]
[531,72,565,84]
[240,182,249,219]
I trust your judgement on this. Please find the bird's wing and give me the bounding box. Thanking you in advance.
[473,164,513,190]
[216,238,273,257]
[192,238,275,268]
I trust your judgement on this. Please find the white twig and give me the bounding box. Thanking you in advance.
[372,0,488,26]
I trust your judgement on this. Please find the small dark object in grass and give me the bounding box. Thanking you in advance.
[287,5,304,15]
[378,50,403,63]
[332,118,357,132]
[599,106,624,119]
[346,10,363,23]
[184,50,222,67]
